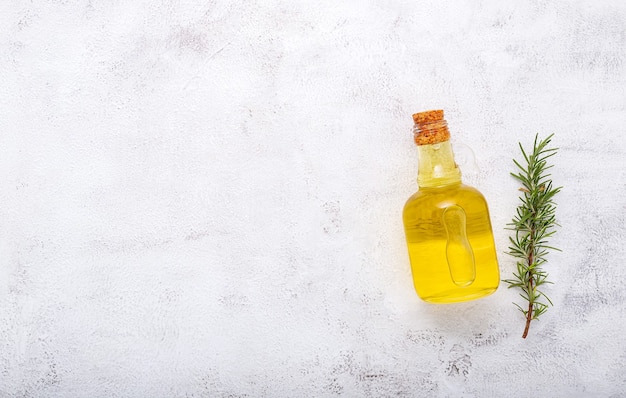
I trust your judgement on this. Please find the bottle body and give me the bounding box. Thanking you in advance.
[403,182,499,303]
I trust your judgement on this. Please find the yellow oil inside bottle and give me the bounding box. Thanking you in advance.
[403,110,499,303]
[403,183,499,303]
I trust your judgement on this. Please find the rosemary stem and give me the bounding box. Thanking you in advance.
[522,224,536,339]
[522,278,533,339]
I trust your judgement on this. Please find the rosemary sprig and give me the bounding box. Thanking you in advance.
[504,134,561,339]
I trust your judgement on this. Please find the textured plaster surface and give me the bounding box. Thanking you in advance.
[1,1,625,397]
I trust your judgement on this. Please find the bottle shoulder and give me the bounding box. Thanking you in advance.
[403,183,487,212]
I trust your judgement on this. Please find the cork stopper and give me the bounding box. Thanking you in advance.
[412,109,444,125]
[412,109,450,145]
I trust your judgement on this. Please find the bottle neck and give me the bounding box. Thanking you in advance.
[417,140,462,188]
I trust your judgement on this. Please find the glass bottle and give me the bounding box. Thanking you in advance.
[402,110,499,303]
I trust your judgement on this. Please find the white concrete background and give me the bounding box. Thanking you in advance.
[1,1,625,397]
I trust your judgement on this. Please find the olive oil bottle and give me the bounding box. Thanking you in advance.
[403,110,499,303]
